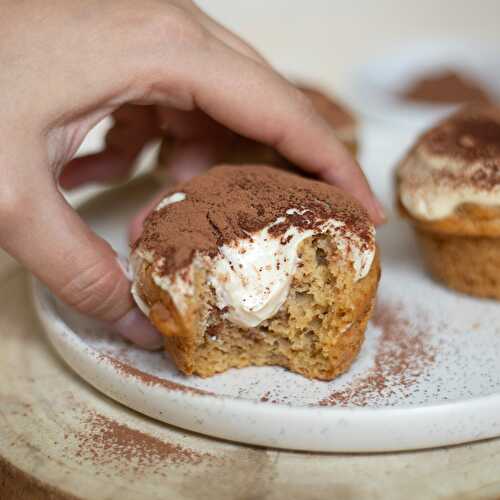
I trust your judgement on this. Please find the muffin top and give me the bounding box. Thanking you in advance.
[396,106,500,220]
[135,165,374,277]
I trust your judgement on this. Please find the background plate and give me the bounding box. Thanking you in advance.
[350,39,500,129]
[32,128,500,452]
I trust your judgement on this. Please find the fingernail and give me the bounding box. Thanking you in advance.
[113,308,164,350]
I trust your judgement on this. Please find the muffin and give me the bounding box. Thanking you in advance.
[157,84,358,178]
[402,70,491,105]
[131,165,379,380]
[396,105,500,299]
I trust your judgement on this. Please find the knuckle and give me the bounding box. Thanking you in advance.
[60,260,128,321]
[111,2,209,60]
[146,5,209,51]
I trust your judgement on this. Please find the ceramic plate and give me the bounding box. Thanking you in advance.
[32,129,500,452]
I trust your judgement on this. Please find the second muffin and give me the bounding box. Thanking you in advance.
[396,106,500,299]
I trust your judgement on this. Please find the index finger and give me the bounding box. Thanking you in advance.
[169,39,385,224]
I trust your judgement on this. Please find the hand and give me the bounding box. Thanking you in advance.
[0,0,384,349]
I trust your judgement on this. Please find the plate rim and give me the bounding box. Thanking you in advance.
[31,275,500,452]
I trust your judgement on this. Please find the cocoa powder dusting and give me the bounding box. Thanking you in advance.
[100,354,214,396]
[135,165,373,276]
[72,411,211,472]
[424,109,500,162]
[259,391,271,403]
[412,106,500,190]
[318,301,435,407]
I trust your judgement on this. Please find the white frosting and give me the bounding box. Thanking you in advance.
[132,210,375,328]
[151,264,195,315]
[155,192,186,211]
[208,216,371,328]
[397,148,500,220]
[131,249,196,316]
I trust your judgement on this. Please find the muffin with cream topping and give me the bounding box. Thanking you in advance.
[396,106,500,298]
[131,165,379,379]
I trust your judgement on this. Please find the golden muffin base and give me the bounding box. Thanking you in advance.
[415,229,500,299]
[134,236,380,380]
[398,201,500,299]
[397,200,500,237]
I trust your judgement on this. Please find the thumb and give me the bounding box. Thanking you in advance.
[0,178,162,350]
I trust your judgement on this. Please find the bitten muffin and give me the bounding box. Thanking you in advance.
[396,106,500,299]
[131,166,379,380]
[157,84,358,177]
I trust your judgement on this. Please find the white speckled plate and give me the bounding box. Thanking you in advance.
[32,128,500,452]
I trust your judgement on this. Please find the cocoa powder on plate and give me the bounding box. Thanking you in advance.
[318,300,436,407]
[99,354,214,396]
